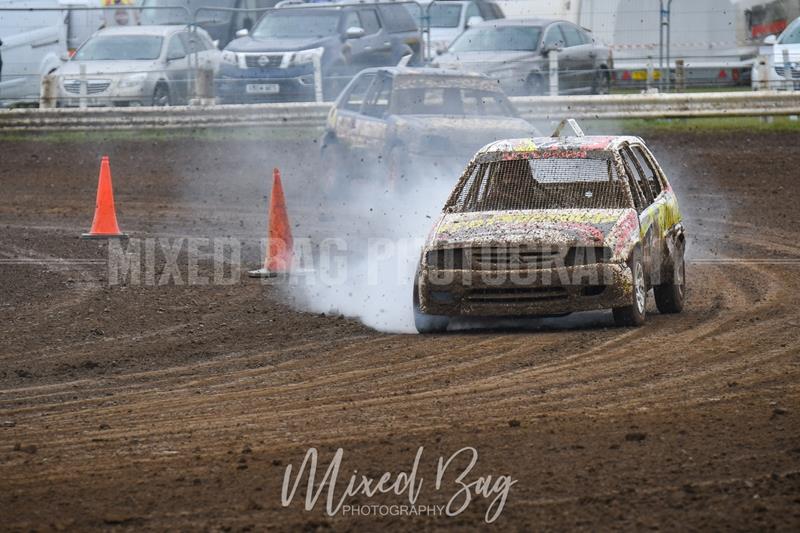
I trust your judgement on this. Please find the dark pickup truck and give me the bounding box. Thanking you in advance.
[216,3,421,103]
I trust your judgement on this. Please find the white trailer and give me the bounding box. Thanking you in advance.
[495,0,800,87]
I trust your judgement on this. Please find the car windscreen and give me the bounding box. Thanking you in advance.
[73,35,164,61]
[449,26,542,52]
[251,11,340,39]
[428,4,462,28]
[779,18,800,44]
[446,154,632,212]
[391,87,514,116]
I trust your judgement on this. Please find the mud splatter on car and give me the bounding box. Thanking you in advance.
[414,128,686,332]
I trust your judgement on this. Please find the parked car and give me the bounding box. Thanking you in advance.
[53,25,221,107]
[751,16,800,90]
[414,124,686,332]
[320,66,538,191]
[139,0,281,49]
[432,18,612,95]
[405,0,504,55]
[215,3,421,103]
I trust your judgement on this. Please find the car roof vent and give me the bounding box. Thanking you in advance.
[551,118,585,138]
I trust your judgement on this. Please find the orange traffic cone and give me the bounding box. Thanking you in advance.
[249,168,293,278]
[82,156,127,239]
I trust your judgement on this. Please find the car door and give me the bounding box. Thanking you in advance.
[333,72,377,152]
[164,32,190,103]
[629,143,683,285]
[560,22,595,92]
[620,145,659,279]
[541,23,569,93]
[346,8,390,69]
[352,74,391,157]
[551,22,588,93]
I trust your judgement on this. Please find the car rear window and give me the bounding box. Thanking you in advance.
[391,87,513,116]
[446,154,633,212]
[378,4,419,33]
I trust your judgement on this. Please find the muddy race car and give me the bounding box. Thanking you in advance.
[414,121,686,333]
[320,66,537,191]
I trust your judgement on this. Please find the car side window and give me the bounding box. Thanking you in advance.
[358,9,381,35]
[622,146,655,205]
[167,35,187,60]
[543,24,565,49]
[343,12,361,32]
[342,73,376,112]
[619,150,648,212]
[560,24,585,47]
[362,77,392,118]
[466,2,481,20]
[631,146,663,197]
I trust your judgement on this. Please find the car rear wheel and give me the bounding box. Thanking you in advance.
[613,250,647,327]
[525,73,546,96]
[386,145,407,193]
[592,69,611,95]
[654,246,686,313]
[152,84,170,107]
[320,141,347,197]
[413,277,449,334]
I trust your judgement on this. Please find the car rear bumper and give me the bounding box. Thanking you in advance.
[418,263,634,317]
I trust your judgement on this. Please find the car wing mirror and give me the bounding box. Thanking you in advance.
[345,26,366,40]
[235,28,249,38]
[542,44,562,56]
[763,34,777,45]
[466,16,483,28]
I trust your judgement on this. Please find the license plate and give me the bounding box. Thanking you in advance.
[246,83,279,94]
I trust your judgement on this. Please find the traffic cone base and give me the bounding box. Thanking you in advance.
[248,268,285,279]
[81,232,129,240]
[83,155,126,239]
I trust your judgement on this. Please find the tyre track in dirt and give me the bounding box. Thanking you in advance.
[1,132,799,530]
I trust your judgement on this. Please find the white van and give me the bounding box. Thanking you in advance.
[0,0,136,106]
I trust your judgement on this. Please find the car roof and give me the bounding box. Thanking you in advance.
[93,25,187,37]
[479,136,646,154]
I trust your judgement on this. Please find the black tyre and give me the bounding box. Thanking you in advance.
[654,247,686,314]
[525,73,546,96]
[413,277,449,334]
[592,69,611,95]
[613,249,647,327]
[152,83,170,106]
[385,145,407,193]
[320,140,347,197]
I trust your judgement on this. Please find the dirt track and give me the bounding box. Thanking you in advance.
[1,130,799,531]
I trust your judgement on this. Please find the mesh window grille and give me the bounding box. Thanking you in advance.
[447,155,632,212]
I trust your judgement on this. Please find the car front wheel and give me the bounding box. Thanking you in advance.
[613,250,647,327]
[413,278,449,334]
[152,84,170,106]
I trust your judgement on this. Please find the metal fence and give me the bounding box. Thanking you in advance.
[0,1,798,110]
[2,90,799,131]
